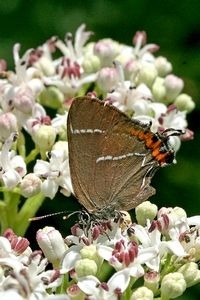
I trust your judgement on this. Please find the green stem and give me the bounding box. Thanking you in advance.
[57,274,69,294]
[0,190,21,234]
[0,201,9,234]
[17,131,26,157]
[160,254,176,280]
[15,192,45,236]
[4,190,20,226]
[25,148,39,165]
[122,276,137,300]
[97,261,113,281]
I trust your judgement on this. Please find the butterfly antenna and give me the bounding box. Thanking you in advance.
[29,210,69,221]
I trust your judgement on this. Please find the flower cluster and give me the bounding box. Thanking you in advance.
[0,24,197,299]
[1,203,200,299]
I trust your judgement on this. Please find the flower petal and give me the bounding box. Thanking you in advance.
[107,268,131,292]
[61,245,81,273]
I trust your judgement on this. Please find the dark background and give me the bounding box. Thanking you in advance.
[0,1,199,299]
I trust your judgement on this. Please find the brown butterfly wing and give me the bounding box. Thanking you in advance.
[67,96,158,213]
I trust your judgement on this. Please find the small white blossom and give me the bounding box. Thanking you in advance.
[0,133,26,188]
[133,222,187,271]
[36,226,67,267]
[78,269,131,300]
[34,149,73,198]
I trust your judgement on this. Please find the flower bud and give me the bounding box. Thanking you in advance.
[173,206,187,218]
[152,77,166,102]
[20,173,42,197]
[32,125,56,152]
[164,74,184,100]
[13,86,35,114]
[155,56,172,76]
[161,272,186,299]
[0,59,7,72]
[36,226,66,268]
[130,286,154,300]
[67,283,84,299]
[82,53,100,73]
[174,93,195,113]
[80,244,102,267]
[133,31,147,46]
[94,39,119,66]
[25,68,44,94]
[39,86,64,109]
[52,141,69,158]
[80,245,97,260]
[0,112,18,141]
[144,271,160,294]
[135,201,158,226]
[123,59,140,79]
[97,67,119,92]
[34,56,55,76]
[178,262,200,287]
[137,63,158,87]
[157,206,187,229]
[74,258,97,277]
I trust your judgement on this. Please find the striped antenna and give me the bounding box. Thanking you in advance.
[29,210,80,221]
[29,211,69,221]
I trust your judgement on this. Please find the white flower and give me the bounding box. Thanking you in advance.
[0,290,24,300]
[106,62,154,113]
[132,98,167,132]
[0,251,62,300]
[43,71,97,98]
[25,102,49,134]
[0,230,61,300]
[0,112,18,141]
[51,111,68,135]
[177,215,200,260]
[161,105,187,130]
[56,24,93,62]
[0,132,26,189]
[1,44,44,128]
[61,224,129,274]
[12,43,43,94]
[36,226,67,267]
[34,149,73,198]
[42,24,97,97]
[133,222,187,271]
[61,245,82,273]
[77,269,131,300]
[132,31,159,60]
[20,173,42,198]
[187,216,200,227]
[97,239,155,277]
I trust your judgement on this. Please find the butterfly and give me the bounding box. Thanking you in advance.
[67,96,181,222]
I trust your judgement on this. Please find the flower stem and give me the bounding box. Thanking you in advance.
[15,192,45,236]
[0,190,20,235]
[25,148,39,165]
